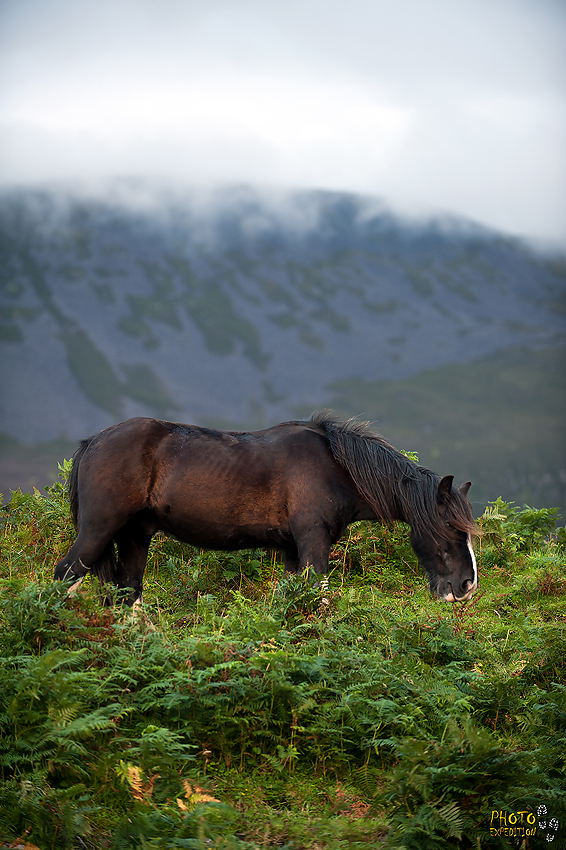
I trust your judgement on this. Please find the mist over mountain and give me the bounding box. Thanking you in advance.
[1,180,565,516]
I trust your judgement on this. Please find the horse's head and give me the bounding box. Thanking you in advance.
[410,477,478,602]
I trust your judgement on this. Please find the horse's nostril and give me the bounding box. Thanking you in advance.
[462,579,473,594]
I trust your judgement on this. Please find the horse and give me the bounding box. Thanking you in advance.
[53,412,478,604]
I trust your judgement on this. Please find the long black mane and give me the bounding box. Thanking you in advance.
[310,412,477,540]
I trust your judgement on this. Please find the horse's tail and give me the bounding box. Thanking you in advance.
[67,436,118,586]
[91,544,120,589]
[68,437,92,528]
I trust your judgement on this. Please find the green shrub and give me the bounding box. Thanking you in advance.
[0,473,564,848]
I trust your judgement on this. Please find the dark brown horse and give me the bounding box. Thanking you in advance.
[54,412,478,603]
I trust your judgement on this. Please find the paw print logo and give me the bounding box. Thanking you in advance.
[537,805,560,843]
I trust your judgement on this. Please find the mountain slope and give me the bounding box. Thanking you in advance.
[325,346,565,516]
[1,181,565,514]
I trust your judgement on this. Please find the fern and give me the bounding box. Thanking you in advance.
[1,475,565,848]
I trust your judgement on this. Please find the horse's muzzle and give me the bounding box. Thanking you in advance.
[436,577,477,602]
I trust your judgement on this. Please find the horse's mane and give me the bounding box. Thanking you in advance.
[310,412,477,540]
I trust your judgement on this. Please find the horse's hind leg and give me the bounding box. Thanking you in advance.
[55,488,148,586]
[113,521,153,605]
[54,528,116,583]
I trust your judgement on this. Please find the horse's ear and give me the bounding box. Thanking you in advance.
[459,481,472,497]
[437,475,454,504]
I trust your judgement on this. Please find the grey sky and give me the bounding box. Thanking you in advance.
[1,0,565,243]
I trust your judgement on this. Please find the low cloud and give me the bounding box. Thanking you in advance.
[1,0,565,243]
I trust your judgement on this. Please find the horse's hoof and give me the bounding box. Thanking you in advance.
[54,564,81,583]
[54,558,89,583]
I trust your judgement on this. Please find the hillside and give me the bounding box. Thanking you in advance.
[0,474,565,848]
[0,180,565,514]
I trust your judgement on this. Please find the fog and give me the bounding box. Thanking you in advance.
[1,0,565,243]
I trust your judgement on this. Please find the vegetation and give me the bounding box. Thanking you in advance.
[325,345,566,519]
[0,465,565,849]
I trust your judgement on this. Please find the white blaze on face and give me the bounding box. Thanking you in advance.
[438,534,477,601]
[467,534,478,591]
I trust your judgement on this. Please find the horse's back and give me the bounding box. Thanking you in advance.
[77,415,331,501]
[74,416,360,541]
[127,417,341,549]
[148,418,332,505]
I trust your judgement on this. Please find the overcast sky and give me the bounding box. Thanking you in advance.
[1,0,565,243]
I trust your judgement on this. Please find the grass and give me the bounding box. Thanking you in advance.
[0,467,565,849]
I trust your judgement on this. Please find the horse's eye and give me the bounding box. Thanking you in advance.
[445,521,452,529]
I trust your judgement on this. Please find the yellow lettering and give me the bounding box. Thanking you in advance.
[489,809,540,837]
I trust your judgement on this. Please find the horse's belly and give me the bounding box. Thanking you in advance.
[152,477,291,551]
[160,514,292,552]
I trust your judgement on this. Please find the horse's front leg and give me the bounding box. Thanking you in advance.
[290,521,332,580]
[282,548,301,575]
